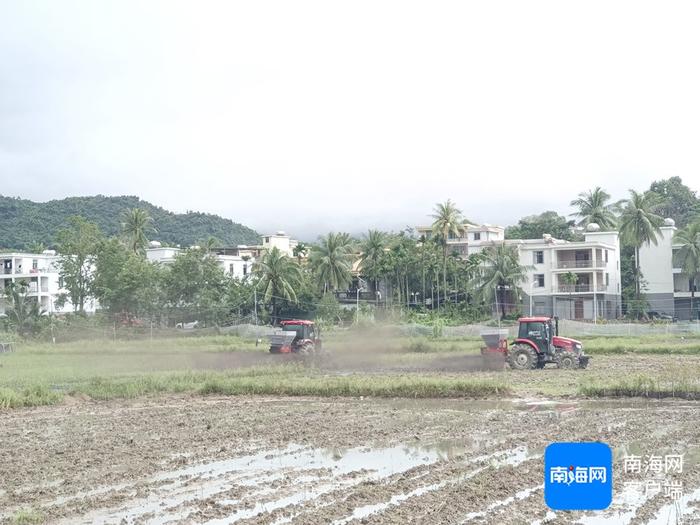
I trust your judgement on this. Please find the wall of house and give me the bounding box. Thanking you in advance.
[638,225,675,296]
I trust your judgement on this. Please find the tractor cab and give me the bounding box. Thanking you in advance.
[517,317,556,356]
[268,320,322,355]
[281,321,318,343]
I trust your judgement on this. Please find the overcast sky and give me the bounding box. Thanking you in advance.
[1,1,699,240]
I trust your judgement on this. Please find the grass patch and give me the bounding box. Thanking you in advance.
[0,385,61,409]
[0,365,510,407]
[10,509,44,525]
[196,374,509,398]
[580,335,700,355]
[579,374,700,399]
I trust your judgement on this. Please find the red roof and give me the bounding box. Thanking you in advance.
[518,316,553,323]
[280,320,315,325]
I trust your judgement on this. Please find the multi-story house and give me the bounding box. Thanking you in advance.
[0,251,97,315]
[638,218,697,320]
[415,222,622,320]
[261,231,300,257]
[146,243,255,280]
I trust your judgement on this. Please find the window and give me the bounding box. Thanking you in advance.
[533,251,544,264]
[243,264,248,276]
[534,274,545,287]
[58,277,64,289]
[264,237,270,243]
[473,232,481,241]
[32,259,38,270]
[229,264,234,275]
[605,250,609,263]
[606,273,609,286]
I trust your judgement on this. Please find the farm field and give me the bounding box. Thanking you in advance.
[1,331,699,524]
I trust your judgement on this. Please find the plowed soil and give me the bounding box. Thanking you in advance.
[1,395,699,524]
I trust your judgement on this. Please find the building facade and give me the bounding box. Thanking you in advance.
[146,245,255,280]
[416,223,622,320]
[261,231,299,257]
[638,218,697,320]
[0,251,98,315]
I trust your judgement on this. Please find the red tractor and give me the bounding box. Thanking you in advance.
[481,316,589,370]
[268,320,322,355]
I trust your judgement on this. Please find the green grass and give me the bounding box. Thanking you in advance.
[10,509,44,525]
[579,374,700,399]
[0,368,510,407]
[579,334,700,355]
[1,332,700,409]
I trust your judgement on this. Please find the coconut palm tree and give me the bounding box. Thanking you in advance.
[431,200,465,302]
[292,242,308,264]
[309,232,354,292]
[121,208,156,254]
[477,243,532,319]
[359,230,386,295]
[3,280,42,336]
[253,247,302,324]
[562,271,579,319]
[569,187,618,230]
[618,190,664,299]
[674,220,700,320]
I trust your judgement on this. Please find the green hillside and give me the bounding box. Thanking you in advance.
[0,195,260,250]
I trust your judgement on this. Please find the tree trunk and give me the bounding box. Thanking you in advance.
[443,245,448,306]
[635,246,641,300]
[692,279,696,321]
[499,288,506,319]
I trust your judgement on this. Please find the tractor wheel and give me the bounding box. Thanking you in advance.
[557,351,580,370]
[297,342,315,356]
[508,344,538,370]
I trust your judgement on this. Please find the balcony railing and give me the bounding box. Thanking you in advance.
[333,291,378,302]
[555,260,605,269]
[555,283,607,293]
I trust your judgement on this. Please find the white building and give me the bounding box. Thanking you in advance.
[261,231,299,257]
[638,218,697,320]
[416,222,622,320]
[146,245,255,280]
[0,251,97,315]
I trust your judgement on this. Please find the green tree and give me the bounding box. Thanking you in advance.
[292,242,308,264]
[505,211,575,241]
[254,246,302,324]
[618,190,664,300]
[26,241,46,254]
[3,280,42,336]
[477,243,532,319]
[163,247,230,326]
[562,271,579,319]
[93,238,164,317]
[674,220,700,320]
[55,216,102,313]
[359,230,386,295]
[648,177,700,228]
[431,200,465,303]
[569,187,617,229]
[121,208,156,254]
[309,232,354,292]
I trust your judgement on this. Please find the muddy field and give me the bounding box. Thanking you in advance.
[1,394,699,524]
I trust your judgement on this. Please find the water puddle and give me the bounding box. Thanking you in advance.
[329,446,541,525]
[459,485,542,523]
[646,486,700,525]
[56,440,482,524]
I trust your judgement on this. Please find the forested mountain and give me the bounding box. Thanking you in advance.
[0,195,260,250]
